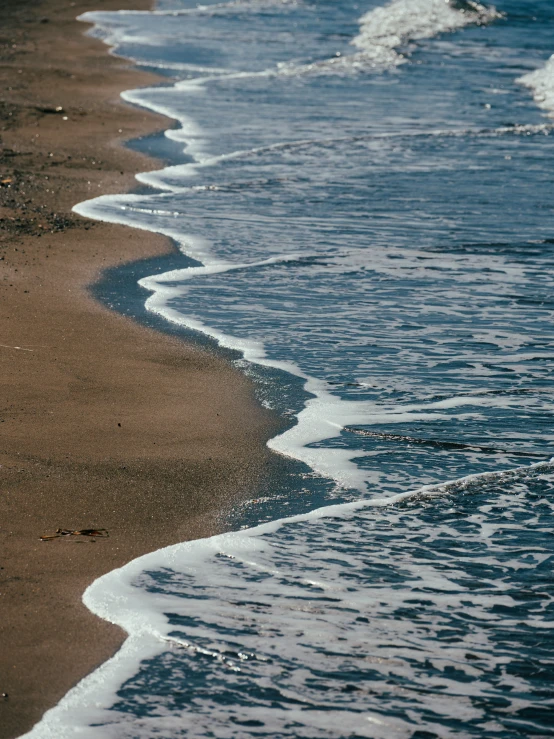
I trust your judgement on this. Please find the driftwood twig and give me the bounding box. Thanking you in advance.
[40,528,109,541]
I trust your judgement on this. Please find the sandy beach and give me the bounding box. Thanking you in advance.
[0,1,280,736]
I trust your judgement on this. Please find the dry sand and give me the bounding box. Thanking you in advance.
[0,1,281,736]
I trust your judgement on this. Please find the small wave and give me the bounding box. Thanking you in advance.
[280,0,502,75]
[132,121,551,191]
[519,54,554,117]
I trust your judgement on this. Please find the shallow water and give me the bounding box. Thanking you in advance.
[28,1,554,736]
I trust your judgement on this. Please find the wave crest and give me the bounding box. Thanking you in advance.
[519,55,554,117]
[352,0,502,67]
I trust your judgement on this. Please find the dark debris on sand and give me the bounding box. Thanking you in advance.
[0,9,97,249]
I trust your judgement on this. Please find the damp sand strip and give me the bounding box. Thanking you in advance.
[0,2,280,736]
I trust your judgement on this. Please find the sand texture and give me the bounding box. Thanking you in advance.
[0,1,280,736]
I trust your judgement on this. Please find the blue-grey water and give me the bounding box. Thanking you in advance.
[29,1,554,737]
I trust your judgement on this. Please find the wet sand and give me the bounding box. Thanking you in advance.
[0,1,280,736]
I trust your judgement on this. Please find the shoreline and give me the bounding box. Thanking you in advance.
[0,2,282,737]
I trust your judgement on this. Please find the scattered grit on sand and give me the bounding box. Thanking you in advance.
[0,1,282,736]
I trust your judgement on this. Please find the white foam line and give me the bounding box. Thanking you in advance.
[138,254,311,376]
[80,0,301,22]
[252,456,554,528]
[134,61,232,74]
[121,87,210,162]
[133,122,551,192]
[73,193,214,263]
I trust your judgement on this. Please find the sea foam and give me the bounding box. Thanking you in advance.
[519,54,554,116]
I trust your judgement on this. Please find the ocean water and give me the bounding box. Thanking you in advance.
[26,1,554,737]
